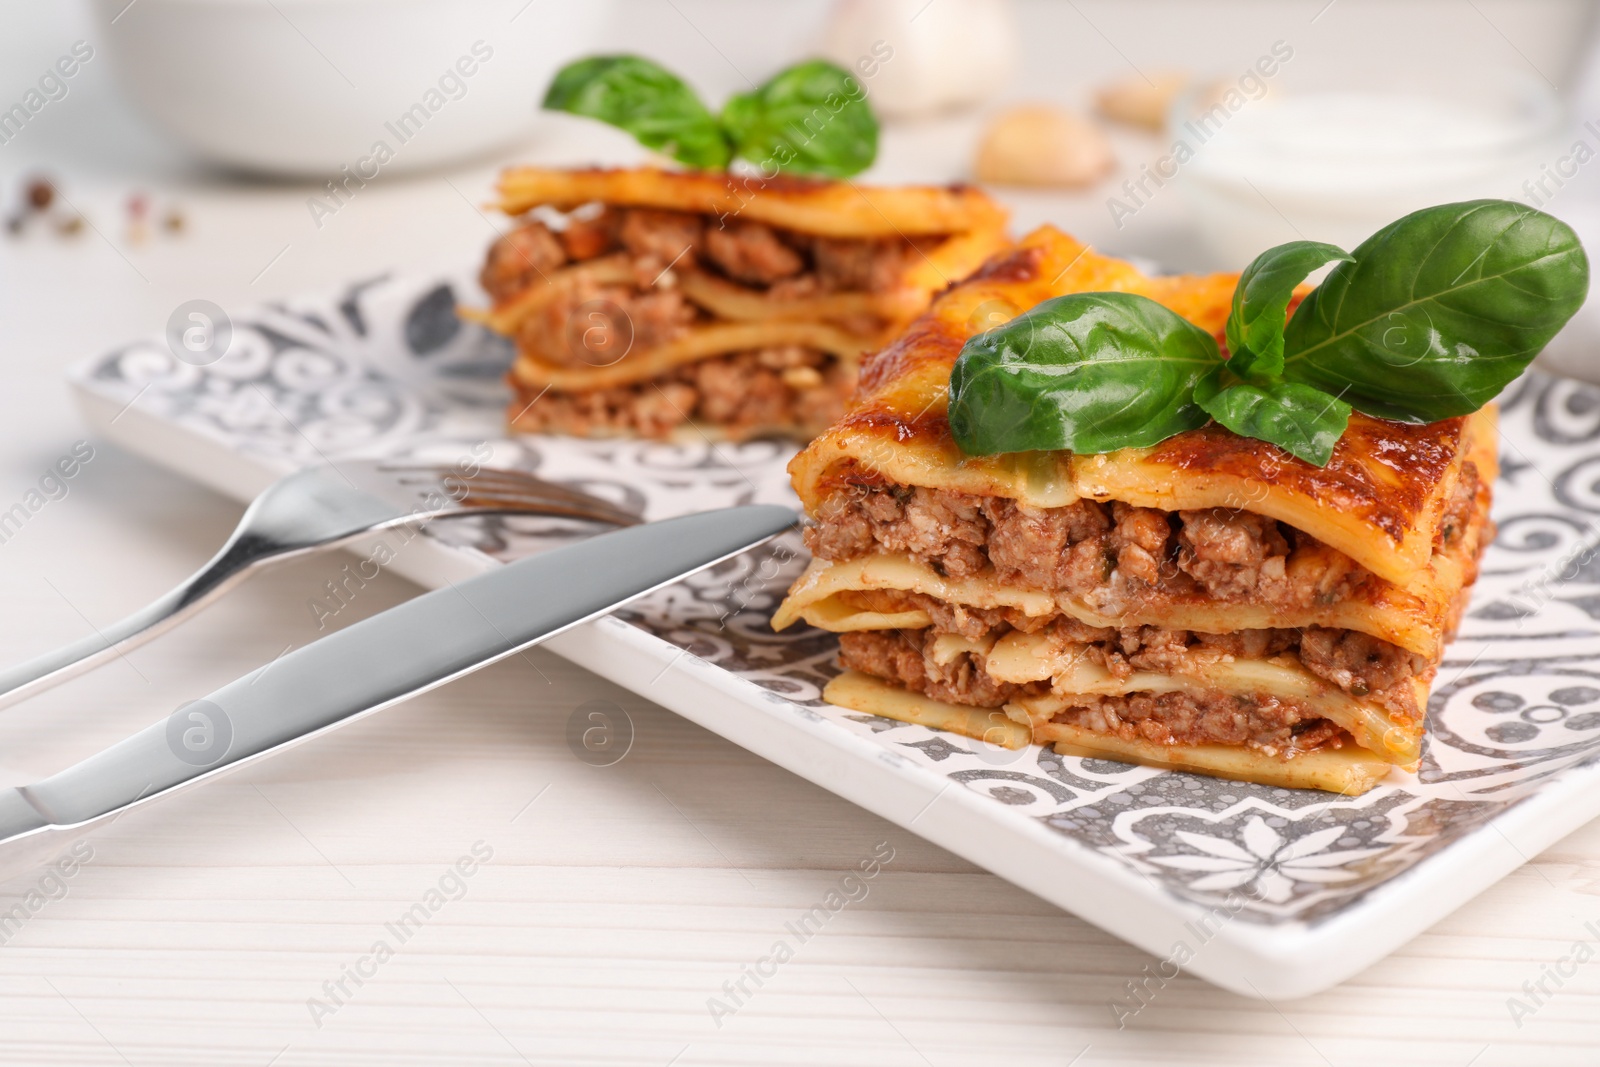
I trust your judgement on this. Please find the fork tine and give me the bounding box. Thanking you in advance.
[380,464,567,496]
[378,465,640,525]
[380,464,562,492]
[458,477,622,511]
[435,468,576,491]
[457,495,640,525]
[409,466,618,503]
[471,480,630,511]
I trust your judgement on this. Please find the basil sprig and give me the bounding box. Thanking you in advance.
[948,293,1218,455]
[721,61,878,179]
[1223,240,1351,378]
[1192,372,1351,466]
[543,55,878,178]
[543,56,731,170]
[948,200,1589,466]
[1194,239,1355,464]
[1281,201,1587,421]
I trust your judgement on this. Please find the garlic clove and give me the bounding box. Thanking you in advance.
[1094,71,1190,132]
[974,105,1117,188]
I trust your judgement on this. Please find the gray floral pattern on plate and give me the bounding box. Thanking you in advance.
[73,271,1600,925]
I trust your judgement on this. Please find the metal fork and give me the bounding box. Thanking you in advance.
[0,460,640,711]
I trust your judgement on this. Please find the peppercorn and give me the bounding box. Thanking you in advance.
[25,178,53,211]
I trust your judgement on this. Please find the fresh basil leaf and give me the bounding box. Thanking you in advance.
[1195,366,1351,466]
[1281,200,1589,422]
[543,55,731,169]
[949,292,1223,455]
[721,60,878,178]
[1226,240,1351,378]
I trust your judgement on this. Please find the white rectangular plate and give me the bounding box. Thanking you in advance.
[69,269,1600,998]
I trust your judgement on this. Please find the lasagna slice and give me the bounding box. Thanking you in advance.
[773,226,1496,796]
[467,167,1009,441]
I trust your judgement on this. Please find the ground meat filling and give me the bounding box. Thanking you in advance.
[704,220,806,285]
[839,629,1040,708]
[812,235,914,292]
[482,207,927,310]
[983,497,1112,588]
[617,208,703,268]
[1176,508,1289,598]
[834,588,1426,715]
[484,207,935,437]
[837,629,1352,756]
[480,222,565,305]
[805,485,1372,609]
[1049,692,1348,756]
[1297,628,1428,698]
[511,345,854,439]
[515,270,697,367]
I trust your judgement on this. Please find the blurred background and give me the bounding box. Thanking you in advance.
[5,0,1599,370]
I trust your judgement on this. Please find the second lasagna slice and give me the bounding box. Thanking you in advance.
[469,167,1009,441]
[774,227,1496,796]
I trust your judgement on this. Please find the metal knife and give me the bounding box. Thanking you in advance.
[0,504,794,870]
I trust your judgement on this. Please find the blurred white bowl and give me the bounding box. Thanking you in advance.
[90,0,613,177]
[1171,68,1565,267]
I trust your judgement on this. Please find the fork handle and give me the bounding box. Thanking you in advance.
[0,534,282,712]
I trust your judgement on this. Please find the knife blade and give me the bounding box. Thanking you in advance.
[0,504,795,864]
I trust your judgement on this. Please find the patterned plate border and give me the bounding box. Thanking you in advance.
[65,269,1600,992]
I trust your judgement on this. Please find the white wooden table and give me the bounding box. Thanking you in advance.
[1,1,1599,1063]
